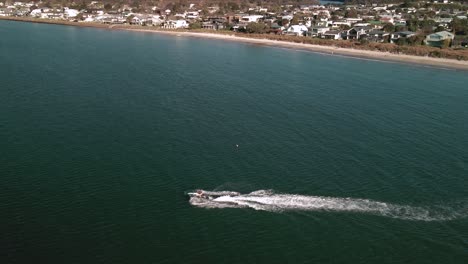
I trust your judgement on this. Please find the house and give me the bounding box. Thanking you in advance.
[186,11,199,19]
[343,27,368,40]
[285,24,308,36]
[132,15,158,25]
[0,7,10,16]
[30,8,42,17]
[366,30,390,42]
[424,31,455,47]
[331,21,351,29]
[394,19,407,27]
[174,13,186,19]
[202,19,225,30]
[309,26,329,37]
[390,31,416,43]
[241,15,263,23]
[344,18,362,24]
[322,30,342,40]
[64,8,80,19]
[268,23,283,34]
[379,16,394,24]
[161,20,188,29]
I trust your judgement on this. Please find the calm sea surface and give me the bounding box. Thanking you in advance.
[1,21,467,263]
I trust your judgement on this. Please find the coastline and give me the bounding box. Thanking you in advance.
[128,29,468,71]
[2,16,468,71]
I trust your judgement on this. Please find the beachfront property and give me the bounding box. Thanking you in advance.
[424,31,455,47]
[2,1,467,48]
[285,24,309,36]
[390,31,417,43]
[160,20,189,29]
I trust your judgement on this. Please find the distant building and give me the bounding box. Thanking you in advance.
[322,30,342,40]
[285,25,308,36]
[241,15,263,23]
[424,31,455,47]
[390,31,416,43]
[161,20,188,29]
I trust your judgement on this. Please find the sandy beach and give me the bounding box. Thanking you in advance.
[2,17,468,71]
[127,29,468,71]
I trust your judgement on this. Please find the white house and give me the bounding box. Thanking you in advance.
[30,8,42,17]
[331,21,351,28]
[174,13,185,19]
[241,15,263,23]
[313,9,330,18]
[151,16,164,26]
[345,18,362,24]
[286,25,309,36]
[64,8,80,18]
[186,11,199,19]
[310,26,329,37]
[162,20,188,29]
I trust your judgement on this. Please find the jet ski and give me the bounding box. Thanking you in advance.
[187,190,240,200]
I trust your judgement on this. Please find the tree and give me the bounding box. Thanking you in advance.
[317,11,328,20]
[396,37,407,46]
[77,1,87,10]
[407,34,425,46]
[75,12,84,21]
[246,22,268,34]
[451,17,468,35]
[395,25,408,32]
[441,38,451,49]
[226,2,239,12]
[291,14,301,25]
[331,10,344,17]
[126,14,135,24]
[200,8,209,16]
[383,23,395,33]
[407,18,419,32]
[345,9,358,18]
[435,25,445,32]
[420,20,435,34]
[189,22,201,29]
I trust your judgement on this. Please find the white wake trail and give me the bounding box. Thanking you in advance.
[189,190,467,221]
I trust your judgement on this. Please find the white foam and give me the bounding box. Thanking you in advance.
[189,190,467,221]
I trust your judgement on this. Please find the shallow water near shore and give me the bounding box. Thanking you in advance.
[1,20,468,263]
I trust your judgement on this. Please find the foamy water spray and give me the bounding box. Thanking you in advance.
[189,190,467,221]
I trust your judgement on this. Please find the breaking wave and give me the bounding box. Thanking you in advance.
[188,190,468,221]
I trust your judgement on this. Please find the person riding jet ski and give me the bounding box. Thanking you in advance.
[196,190,209,199]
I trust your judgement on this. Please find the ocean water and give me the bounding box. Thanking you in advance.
[1,20,467,263]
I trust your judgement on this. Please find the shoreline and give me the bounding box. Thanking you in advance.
[129,29,468,71]
[2,17,468,71]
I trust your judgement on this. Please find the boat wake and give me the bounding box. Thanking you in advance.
[188,189,467,221]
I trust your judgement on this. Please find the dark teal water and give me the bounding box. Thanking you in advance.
[1,21,467,263]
